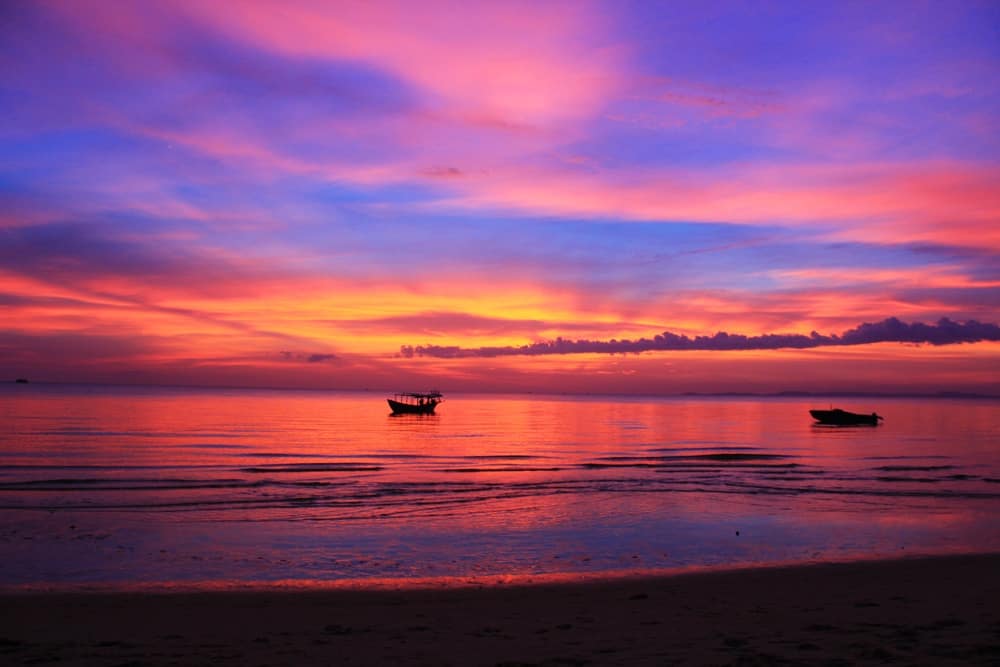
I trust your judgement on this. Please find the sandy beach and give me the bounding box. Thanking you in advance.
[2,553,998,665]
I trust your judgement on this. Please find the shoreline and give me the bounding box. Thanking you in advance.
[3,549,997,595]
[3,553,998,665]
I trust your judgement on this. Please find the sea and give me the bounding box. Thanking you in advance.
[1,384,998,591]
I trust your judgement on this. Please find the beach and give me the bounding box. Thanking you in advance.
[3,553,998,665]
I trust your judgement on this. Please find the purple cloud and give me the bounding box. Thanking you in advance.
[280,351,338,364]
[401,318,1000,358]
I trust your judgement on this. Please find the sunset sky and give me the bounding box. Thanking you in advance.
[2,1,999,394]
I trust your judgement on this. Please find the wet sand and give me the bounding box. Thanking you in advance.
[2,554,998,665]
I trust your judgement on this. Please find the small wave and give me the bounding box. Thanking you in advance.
[654,463,801,470]
[862,455,951,460]
[0,464,215,471]
[680,453,788,461]
[439,467,564,474]
[0,495,341,512]
[595,456,661,462]
[648,446,761,453]
[0,476,261,490]
[241,464,383,473]
[583,461,801,470]
[872,465,956,472]
[185,443,253,450]
[594,453,787,462]
[460,455,545,461]
[0,478,106,486]
[718,481,1000,499]
[237,452,320,458]
[37,429,249,439]
[581,462,660,469]
[0,476,237,485]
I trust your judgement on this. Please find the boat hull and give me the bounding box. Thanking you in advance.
[810,409,881,426]
[387,399,438,415]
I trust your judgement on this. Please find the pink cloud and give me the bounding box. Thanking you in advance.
[173,0,624,127]
[36,2,995,254]
[42,0,627,187]
[425,159,1000,248]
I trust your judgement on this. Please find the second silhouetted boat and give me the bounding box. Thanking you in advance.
[809,408,883,426]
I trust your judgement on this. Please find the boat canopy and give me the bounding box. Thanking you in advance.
[394,391,442,399]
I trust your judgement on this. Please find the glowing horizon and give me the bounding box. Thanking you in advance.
[2,1,998,394]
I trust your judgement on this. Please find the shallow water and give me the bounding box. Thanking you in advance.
[1,385,998,589]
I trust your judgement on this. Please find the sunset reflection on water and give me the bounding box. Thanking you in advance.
[1,385,998,589]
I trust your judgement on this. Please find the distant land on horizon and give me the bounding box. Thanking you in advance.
[7,379,999,400]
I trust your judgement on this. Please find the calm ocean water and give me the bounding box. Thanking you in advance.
[1,384,998,590]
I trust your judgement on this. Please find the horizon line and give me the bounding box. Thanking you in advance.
[7,380,999,400]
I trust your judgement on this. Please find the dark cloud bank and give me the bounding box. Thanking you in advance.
[400,317,1000,359]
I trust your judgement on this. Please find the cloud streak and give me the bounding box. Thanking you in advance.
[401,318,1000,358]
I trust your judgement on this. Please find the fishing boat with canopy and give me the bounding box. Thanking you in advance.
[387,391,443,415]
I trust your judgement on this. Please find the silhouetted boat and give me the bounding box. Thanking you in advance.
[810,408,883,426]
[387,391,443,415]
[14,378,28,384]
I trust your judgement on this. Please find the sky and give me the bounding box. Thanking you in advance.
[2,0,999,394]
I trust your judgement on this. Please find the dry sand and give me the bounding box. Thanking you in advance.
[2,554,998,665]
